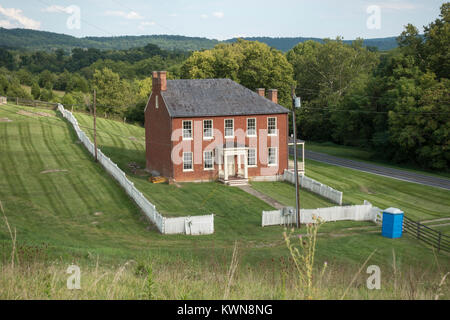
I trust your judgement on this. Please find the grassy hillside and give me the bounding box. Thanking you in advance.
[0,28,218,52]
[0,104,448,299]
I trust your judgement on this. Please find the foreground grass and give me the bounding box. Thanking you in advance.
[0,104,448,299]
[1,237,448,300]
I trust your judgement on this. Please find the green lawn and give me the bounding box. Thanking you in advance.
[0,104,448,288]
[306,141,450,179]
[251,181,336,209]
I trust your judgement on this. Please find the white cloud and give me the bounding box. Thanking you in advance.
[377,2,418,10]
[212,11,224,19]
[0,19,14,28]
[0,5,40,29]
[105,10,143,20]
[42,5,72,14]
[169,13,178,17]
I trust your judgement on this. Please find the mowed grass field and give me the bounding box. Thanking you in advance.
[306,141,450,179]
[0,104,449,299]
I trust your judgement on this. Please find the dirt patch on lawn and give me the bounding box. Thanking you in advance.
[359,185,376,194]
[17,110,54,117]
[0,118,12,122]
[40,169,68,174]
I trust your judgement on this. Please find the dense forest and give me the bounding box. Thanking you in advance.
[0,3,448,171]
[0,28,398,53]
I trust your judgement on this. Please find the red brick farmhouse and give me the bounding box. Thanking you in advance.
[145,71,291,185]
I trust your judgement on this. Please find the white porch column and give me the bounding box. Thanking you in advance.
[218,149,222,173]
[237,153,241,176]
[224,150,228,181]
[243,151,248,179]
[302,143,305,172]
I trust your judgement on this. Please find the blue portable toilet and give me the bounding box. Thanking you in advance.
[381,207,404,239]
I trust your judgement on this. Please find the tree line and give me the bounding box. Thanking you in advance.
[0,3,448,171]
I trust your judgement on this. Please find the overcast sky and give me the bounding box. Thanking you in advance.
[0,0,445,40]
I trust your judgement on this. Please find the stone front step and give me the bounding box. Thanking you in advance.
[219,178,249,186]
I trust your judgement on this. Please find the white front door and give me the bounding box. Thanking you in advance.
[227,155,235,177]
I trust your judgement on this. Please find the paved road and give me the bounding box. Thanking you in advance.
[289,147,450,190]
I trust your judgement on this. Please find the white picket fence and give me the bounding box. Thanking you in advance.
[283,170,343,205]
[262,201,382,227]
[57,104,214,235]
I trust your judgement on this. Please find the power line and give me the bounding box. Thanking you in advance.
[299,106,450,116]
[109,0,179,35]
[296,87,450,104]
[36,0,120,38]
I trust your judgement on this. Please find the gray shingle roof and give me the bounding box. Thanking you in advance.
[160,79,289,118]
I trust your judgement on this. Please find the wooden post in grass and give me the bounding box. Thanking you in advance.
[93,90,98,162]
[292,87,301,228]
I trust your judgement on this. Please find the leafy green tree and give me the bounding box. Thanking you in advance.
[92,67,133,114]
[62,93,75,107]
[286,38,379,141]
[40,85,54,102]
[16,69,34,86]
[422,3,450,79]
[0,48,15,70]
[181,39,295,106]
[31,81,41,100]
[6,77,31,99]
[38,70,56,89]
[0,75,9,95]
[370,3,450,170]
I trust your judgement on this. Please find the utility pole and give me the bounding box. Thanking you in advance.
[93,89,98,162]
[292,87,301,228]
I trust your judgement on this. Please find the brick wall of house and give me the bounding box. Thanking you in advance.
[171,113,289,182]
[145,76,173,178]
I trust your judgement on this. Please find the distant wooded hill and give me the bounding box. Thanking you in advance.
[0,28,399,52]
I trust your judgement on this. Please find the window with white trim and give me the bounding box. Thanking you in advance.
[204,151,214,170]
[268,117,277,135]
[248,148,257,167]
[225,119,234,138]
[183,152,193,171]
[247,118,256,137]
[182,120,192,140]
[203,120,213,139]
[268,147,277,166]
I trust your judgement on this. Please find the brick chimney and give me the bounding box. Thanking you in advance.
[268,89,278,104]
[256,88,265,97]
[152,71,167,93]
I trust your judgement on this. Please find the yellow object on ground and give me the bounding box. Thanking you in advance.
[150,176,167,184]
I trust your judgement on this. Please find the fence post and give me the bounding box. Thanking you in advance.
[16,97,18,105]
